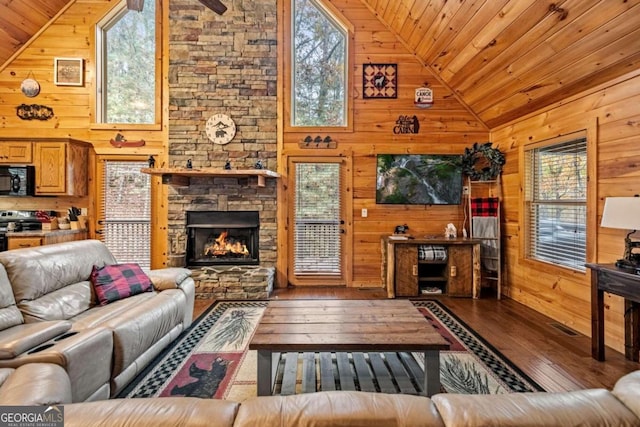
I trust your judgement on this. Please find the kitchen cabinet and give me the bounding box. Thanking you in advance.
[7,236,42,250]
[7,229,88,250]
[34,139,90,196]
[382,237,481,298]
[0,141,32,163]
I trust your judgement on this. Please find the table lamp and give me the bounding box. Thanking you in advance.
[600,197,640,269]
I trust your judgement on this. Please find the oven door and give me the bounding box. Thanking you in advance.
[0,170,12,195]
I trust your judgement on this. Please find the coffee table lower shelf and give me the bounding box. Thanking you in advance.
[256,350,441,397]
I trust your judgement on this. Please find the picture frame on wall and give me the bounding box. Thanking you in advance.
[54,58,84,86]
[363,63,397,99]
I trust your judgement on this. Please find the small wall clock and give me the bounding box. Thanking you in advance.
[206,113,236,145]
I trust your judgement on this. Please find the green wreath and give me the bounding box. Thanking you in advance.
[461,142,505,181]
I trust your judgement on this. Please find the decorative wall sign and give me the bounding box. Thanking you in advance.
[54,58,84,86]
[393,115,420,134]
[21,72,40,98]
[16,104,54,120]
[363,64,397,99]
[109,132,146,148]
[414,87,433,109]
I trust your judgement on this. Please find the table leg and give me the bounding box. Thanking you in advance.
[625,300,640,362]
[591,271,605,361]
[256,350,273,396]
[423,350,440,397]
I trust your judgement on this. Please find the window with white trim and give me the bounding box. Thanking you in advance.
[95,0,157,124]
[292,0,347,127]
[524,134,587,271]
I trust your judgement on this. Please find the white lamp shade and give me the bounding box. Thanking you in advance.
[601,197,640,230]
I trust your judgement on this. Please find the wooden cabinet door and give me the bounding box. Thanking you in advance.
[35,142,67,194]
[447,245,473,297]
[0,142,32,163]
[395,244,418,297]
[8,237,43,250]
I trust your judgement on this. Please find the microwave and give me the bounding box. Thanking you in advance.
[0,166,35,196]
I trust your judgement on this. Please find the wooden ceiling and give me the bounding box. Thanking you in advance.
[2,1,640,128]
[0,0,72,69]
[361,0,640,128]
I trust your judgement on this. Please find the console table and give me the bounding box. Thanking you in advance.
[587,263,640,362]
[381,237,481,299]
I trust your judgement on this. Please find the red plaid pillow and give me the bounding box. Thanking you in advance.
[91,263,153,306]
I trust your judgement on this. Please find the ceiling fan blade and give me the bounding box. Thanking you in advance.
[198,0,227,15]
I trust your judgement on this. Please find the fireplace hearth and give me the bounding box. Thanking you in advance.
[186,211,259,266]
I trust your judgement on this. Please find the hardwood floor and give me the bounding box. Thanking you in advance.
[192,287,639,392]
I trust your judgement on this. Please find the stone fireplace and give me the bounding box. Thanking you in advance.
[186,210,260,267]
[167,0,278,299]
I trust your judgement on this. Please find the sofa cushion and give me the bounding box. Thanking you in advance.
[68,292,156,330]
[432,388,640,427]
[234,391,445,427]
[19,281,93,322]
[0,240,116,303]
[0,265,22,330]
[91,263,153,306]
[63,397,239,427]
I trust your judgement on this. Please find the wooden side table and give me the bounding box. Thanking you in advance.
[587,263,640,361]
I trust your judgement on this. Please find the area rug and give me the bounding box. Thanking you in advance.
[118,300,543,400]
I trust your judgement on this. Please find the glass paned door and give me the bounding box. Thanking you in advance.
[289,158,346,285]
[97,158,151,268]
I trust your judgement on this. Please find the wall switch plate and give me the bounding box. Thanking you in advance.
[361,208,368,218]
[462,186,469,195]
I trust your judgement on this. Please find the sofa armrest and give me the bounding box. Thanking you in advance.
[148,268,192,291]
[432,389,640,427]
[612,370,640,420]
[0,321,72,359]
[0,327,113,402]
[0,363,72,406]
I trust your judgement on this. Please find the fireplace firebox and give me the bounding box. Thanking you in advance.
[186,211,259,266]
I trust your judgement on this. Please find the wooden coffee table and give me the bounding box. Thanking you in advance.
[249,299,449,396]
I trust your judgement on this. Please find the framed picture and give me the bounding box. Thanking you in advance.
[54,58,84,86]
[363,63,397,99]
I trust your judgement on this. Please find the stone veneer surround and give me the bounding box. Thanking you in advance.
[168,0,278,298]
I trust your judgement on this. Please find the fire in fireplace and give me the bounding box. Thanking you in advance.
[186,211,259,266]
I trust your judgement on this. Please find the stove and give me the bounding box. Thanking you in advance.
[0,210,53,251]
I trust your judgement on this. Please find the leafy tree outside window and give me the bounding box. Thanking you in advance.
[292,0,347,127]
[96,0,157,124]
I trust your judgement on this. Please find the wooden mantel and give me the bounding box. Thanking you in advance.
[141,168,281,187]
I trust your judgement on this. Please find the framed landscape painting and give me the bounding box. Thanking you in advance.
[54,58,84,86]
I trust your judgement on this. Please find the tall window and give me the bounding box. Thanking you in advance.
[96,0,157,124]
[524,134,587,271]
[99,160,151,268]
[292,0,347,127]
[293,162,342,276]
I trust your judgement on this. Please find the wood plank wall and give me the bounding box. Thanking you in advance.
[278,0,489,287]
[0,0,169,268]
[492,70,640,354]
